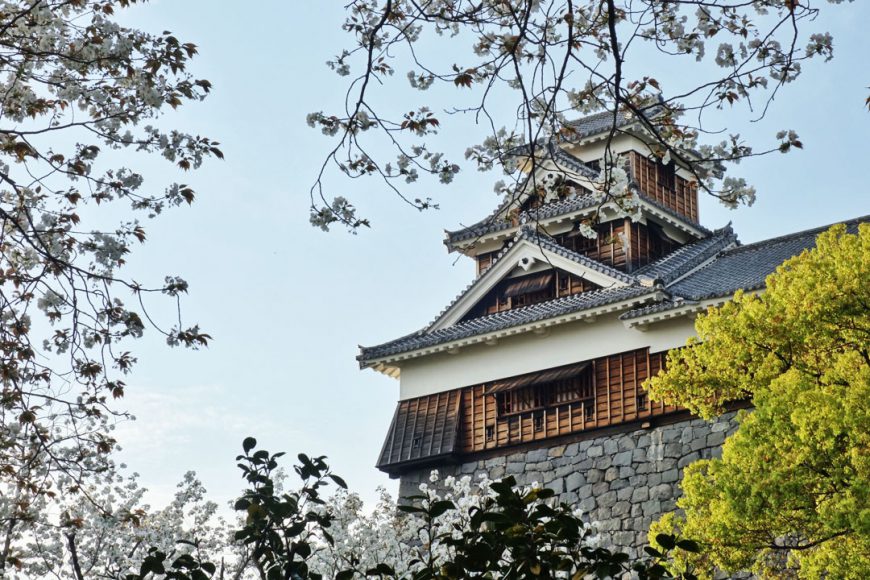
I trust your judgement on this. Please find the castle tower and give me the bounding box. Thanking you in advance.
[357,110,867,555]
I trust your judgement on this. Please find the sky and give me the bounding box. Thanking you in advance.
[106,1,870,511]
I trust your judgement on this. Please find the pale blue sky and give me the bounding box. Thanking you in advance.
[110,1,869,509]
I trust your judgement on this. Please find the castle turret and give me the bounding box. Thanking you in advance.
[357,109,868,557]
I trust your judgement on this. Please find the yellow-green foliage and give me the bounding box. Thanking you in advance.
[647,224,870,579]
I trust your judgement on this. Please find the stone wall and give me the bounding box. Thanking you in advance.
[398,412,739,558]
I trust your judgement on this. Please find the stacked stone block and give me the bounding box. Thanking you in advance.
[398,413,739,558]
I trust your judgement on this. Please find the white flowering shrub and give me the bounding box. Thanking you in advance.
[128,440,701,580]
[312,471,509,577]
[4,438,697,579]
[0,467,234,580]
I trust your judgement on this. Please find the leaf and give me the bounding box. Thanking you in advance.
[428,500,455,518]
[655,533,676,550]
[242,437,257,453]
[676,539,701,553]
[329,473,348,489]
[365,564,396,576]
[454,72,473,88]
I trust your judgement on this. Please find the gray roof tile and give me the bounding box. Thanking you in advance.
[620,215,869,321]
[359,284,654,362]
[445,193,599,245]
[635,193,710,235]
[445,190,709,247]
[669,217,867,301]
[619,298,699,321]
[565,109,635,138]
[549,145,601,178]
[634,225,736,284]
[520,227,636,284]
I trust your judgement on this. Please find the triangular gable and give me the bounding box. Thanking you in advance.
[491,149,599,225]
[428,229,634,332]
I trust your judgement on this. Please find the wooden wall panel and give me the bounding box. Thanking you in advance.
[381,348,679,470]
[555,221,628,271]
[627,222,680,271]
[629,152,699,223]
[456,348,671,455]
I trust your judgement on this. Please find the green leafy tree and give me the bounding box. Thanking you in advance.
[646,223,870,578]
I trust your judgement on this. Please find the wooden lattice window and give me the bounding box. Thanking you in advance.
[551,373,595,405]
[494,363,595,418]
[497,385,549,415]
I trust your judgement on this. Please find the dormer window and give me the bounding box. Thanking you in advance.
[503,272,553,300]
[468,268,603,320]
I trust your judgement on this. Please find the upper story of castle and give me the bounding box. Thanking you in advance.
[358,109,728,384]
[446,109,705,275]
[357,107,868,475]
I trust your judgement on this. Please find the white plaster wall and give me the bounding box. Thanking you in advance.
[564,134,693,180]
[564,134,646,164]
[397,315,696,400]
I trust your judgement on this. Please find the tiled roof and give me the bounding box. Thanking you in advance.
[635,193,710,236]
[619,298,699,321]
[520,227,636,284]
[505,142,601,179]
[620,216,869,320]
[444,146,602,248]
[634,225,736,285]
[445,190,708,248]
[669,217,867,301]
[445,104,681,248]
[563,102,667,139]
[359,284,654,362]
[424,226,636,336]
[363,216,869,363]
[550,145,601,178]
[564,109,635,139]
[362,220,733,363]
[445,192,600,246]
